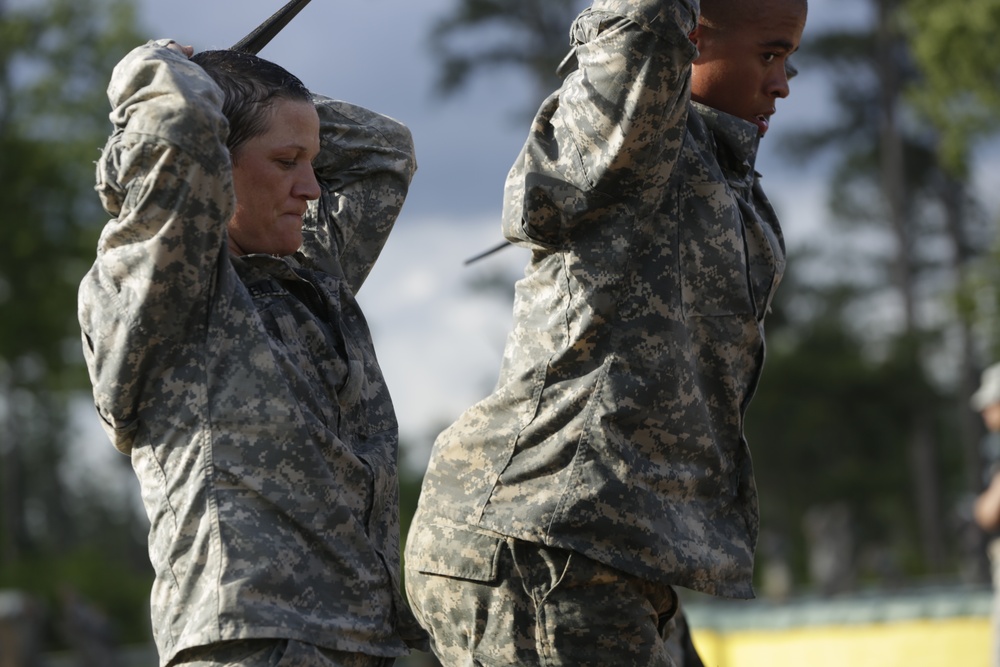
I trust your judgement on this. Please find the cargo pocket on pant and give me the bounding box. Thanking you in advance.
[407,521,503,582]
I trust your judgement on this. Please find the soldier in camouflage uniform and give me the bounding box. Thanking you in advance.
[405,0,807,664]
[78,40,424,666]
[971,364,1000,667]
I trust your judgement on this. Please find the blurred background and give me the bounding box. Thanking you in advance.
[2,0,1000,664]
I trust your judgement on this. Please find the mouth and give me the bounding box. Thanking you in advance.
[753,112,774,136]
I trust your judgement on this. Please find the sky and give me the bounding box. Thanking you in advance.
[51,0,879,492]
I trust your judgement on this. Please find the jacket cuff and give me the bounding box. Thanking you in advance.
[589,0,699,40]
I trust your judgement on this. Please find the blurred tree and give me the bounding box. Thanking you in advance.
[781,0,992,578]
[428,0,587,109]
[903,0,1000,177]
[0,0,152,646]
[902,0,1000,376]
[749,264,948,589]
[902,0,1000,586]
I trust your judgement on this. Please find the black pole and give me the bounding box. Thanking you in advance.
[463,240,512,266]
[230,0,314,55]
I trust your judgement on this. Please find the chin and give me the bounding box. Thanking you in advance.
[273,243,301,257]
[273,230,304,256]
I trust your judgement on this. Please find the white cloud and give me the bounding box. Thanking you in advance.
[361,214,528,467]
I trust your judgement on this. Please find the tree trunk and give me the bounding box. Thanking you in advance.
[877,0,946,572]
[1,392,25,564]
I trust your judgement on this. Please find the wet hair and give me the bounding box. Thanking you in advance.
[700,0,808,31]
[190,50,312,161]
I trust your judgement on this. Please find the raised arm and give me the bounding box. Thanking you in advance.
[79,40,232,452]
[90,39,233,336]
[503,0,699,247]
[301,97,416,293]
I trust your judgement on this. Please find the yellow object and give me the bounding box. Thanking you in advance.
[691,616,991,667]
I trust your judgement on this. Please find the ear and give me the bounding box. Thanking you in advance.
[689,23,706,63]
[689,23,703,48]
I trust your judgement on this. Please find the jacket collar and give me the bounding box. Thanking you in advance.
[690,102,761,185]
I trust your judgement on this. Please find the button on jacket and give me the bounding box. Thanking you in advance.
[79,42,420,665]
[408,0,785,599]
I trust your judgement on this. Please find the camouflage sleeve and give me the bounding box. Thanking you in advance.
[302,97,416,293]
[502,0,698,247]
[79,41,232,452]
[91,39,232,340]
[591,0,699,42]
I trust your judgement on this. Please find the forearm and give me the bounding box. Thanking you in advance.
[93,40,232,336]
[106,40,228,159]
[304,97,416,291]
[503,1,698,245]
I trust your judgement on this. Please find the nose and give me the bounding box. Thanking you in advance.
[768,62,791,99]
[295,165,322,201]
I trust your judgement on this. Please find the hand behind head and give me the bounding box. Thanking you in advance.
[164,40,195,58]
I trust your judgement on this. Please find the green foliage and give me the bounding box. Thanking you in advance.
[0,546,152,646]
[903,0,1000,365]
[0,0,151,652]
[0,0,141,390]
[959,243,1000,363]
[780,20,968,246]
[903,0,1000,176]
[764,2,996,573]
[749,277,964,585]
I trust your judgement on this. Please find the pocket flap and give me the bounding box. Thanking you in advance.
[407,521,503,583]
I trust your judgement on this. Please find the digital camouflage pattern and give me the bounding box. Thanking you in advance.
[406,535,687,666]
[407,0,785,603]
[173,639,394,667]
[78,41,422,666]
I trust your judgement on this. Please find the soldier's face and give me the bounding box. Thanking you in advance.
[228,98,321,257]
[689,0,806,136]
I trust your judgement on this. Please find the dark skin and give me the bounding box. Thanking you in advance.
[700,0,805,82]
[689,0,807,136]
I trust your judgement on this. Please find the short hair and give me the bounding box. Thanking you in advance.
[190,50,312,160]
[700,0,808,31]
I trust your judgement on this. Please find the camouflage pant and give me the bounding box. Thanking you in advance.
[406,536,685,667]
[169,639,395,667]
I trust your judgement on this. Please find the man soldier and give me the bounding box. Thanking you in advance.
[406,0,808,665]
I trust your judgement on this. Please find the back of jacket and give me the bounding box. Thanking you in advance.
[78,42,420,665]
[408,0,784,599]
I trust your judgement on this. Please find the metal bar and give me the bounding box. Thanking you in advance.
[230,0,314,54]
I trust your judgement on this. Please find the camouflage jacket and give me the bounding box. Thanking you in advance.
[408,0,784,599]
[78,41,422,664]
